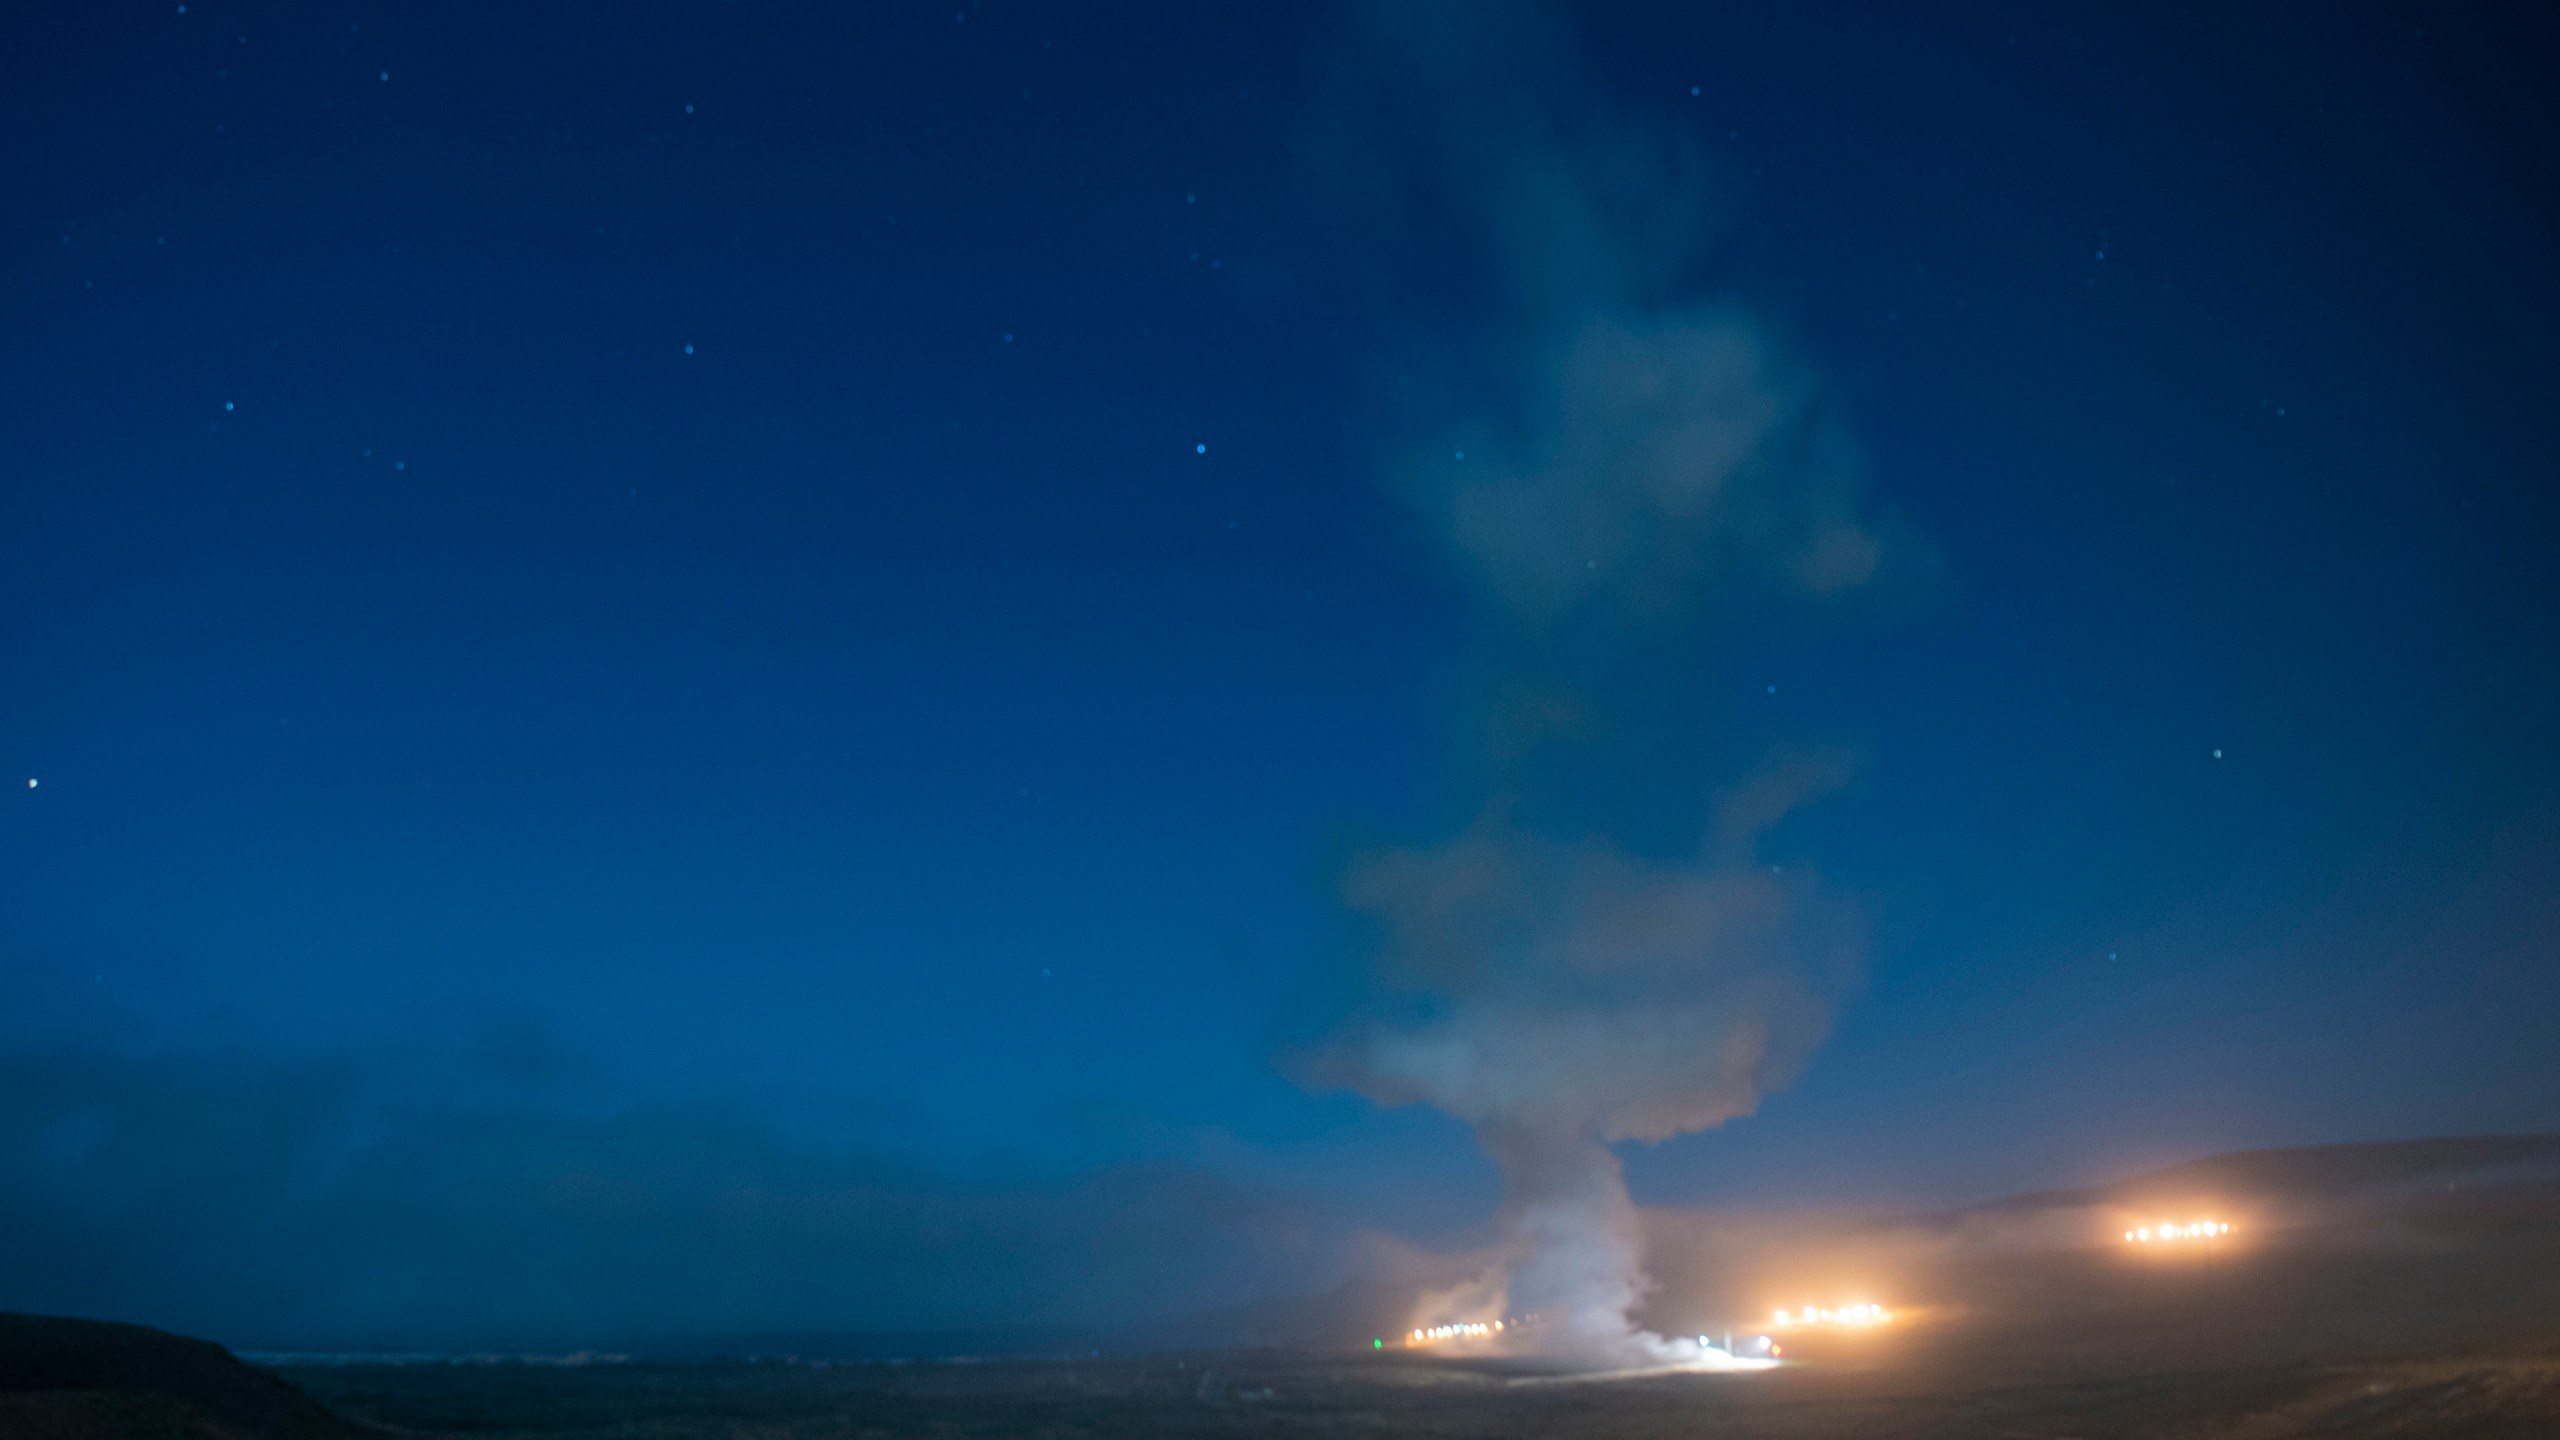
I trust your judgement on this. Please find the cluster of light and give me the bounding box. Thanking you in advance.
[1770,1303,1891,1330]
[1406,1320,1504,1344]
[2124,1221,2232,1243]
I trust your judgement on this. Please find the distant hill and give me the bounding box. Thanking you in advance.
[0,1314,364,1439]
[1981,1134,2560,1214]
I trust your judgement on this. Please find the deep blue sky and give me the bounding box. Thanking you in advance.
[4,1,2556,1350]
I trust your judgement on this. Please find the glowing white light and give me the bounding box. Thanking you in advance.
[1770,1302,1893,1331]
[2125,1219,2234,1244]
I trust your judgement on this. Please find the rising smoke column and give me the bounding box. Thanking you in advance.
[1308,3,1901,1367]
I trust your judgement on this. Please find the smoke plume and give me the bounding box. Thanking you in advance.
[1308,3,1898,1365]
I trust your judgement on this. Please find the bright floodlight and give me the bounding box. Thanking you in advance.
[1404,1315,1523,1347]
[1769,1302,1893,1331]
[2124,1219,2234,1244]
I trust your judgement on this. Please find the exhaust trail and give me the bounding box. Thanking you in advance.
[1305,1,1913,1367]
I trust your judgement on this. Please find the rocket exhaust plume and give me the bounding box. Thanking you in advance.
[1306,2,1909,1367]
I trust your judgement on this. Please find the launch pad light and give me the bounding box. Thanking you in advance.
[2124,1220,2231,1243]
[1769,1303,1891,1330]
[1405,1320,1506,1345]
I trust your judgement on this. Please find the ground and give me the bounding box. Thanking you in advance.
[20,1140,2560,1438]
[277,1346,2560,1440]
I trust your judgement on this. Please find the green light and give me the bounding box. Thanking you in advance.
[1371,1338,1383,1349]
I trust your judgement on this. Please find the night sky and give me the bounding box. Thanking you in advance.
[4,2,2557,1353]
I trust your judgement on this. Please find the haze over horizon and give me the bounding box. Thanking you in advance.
[3,1,2556,1353]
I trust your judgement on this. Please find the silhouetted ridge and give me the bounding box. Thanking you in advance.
[0,1314,361,1438]
[1987,1134,2560,1213]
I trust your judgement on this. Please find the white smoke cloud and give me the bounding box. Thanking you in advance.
[1307,2,1902,1367]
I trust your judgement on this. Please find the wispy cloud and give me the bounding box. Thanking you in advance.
[0,1044,1339,1352]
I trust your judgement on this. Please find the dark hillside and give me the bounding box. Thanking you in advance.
[0,1314,364,1440]
[1990,1134,2560,1213]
